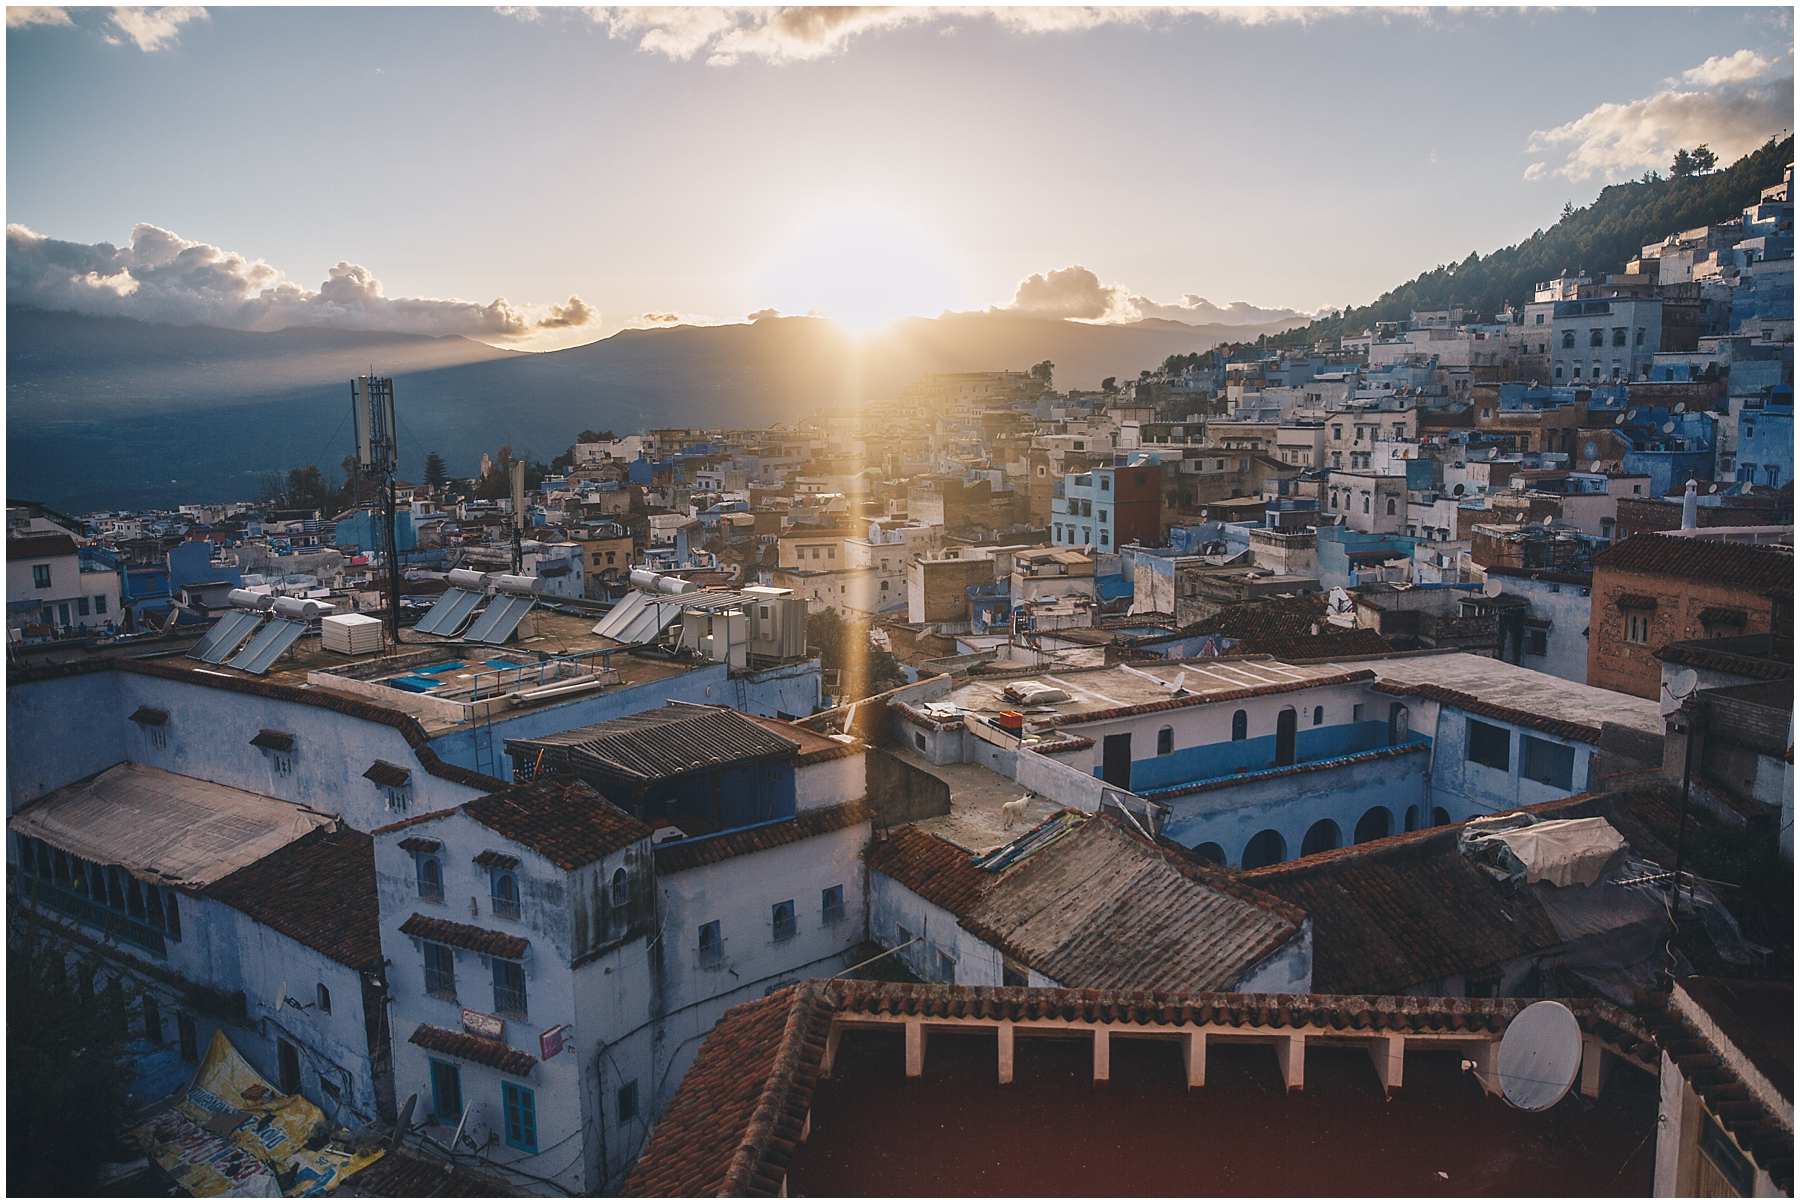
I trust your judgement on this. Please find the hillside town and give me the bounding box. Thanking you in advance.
[5,162,1793,1196]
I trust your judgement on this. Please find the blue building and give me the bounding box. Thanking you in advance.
[333,507,418,555]
[1736,391,1794,489]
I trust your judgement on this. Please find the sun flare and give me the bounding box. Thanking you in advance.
[754,202,959,335]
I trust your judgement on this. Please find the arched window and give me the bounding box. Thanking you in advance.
[1231,710,1247,741]
[416,855,443,902]
[1312,706,1324,726]
[1242,829,1287,870]
[1301,819,1341,856]
[1275,707,1297,767]
[490,869,520,919]
[610,867,630,910]
[1385,497,1397,516]
[317,983,332,1014]
[1432,806,1451,827]
[1404,804,1421,832]
[1192,842,1226,867]
[1354,807,1393,844]
[1561,330,1576,349]
[1362,494,1371,514]
[1156,726,1174,756]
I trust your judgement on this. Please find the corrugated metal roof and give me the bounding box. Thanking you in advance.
[8,763,333,889]
[505,705,797,782]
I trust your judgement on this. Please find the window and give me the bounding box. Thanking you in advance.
[1624,610,1654,644]
[317,983,332,1013]
[1634,327,1645,347]
[1534,312,1545,325]
[1362,494,1371,513]
[1231,710,1247,741]
[1002,960,1029,987]
[178,1013,198,1063]
[933,943,957,983]
[423,942,456,998]
[278,1039,302,1095]
[1312,706,1324,726]
[1561,331,1575,349]
[1521,735,1576,790]
[143,993,162,1043]
[501,1083,537,1153]
[271,752,293,777]
[416,855,444,902]
[698,920,723,964]
[821,884,845,925]
[31,564,50,589]
[771,899,797,942]
[1611,327,1627,347]
[1525,628,1548,657]
[1467,719,1511,771]
[491,869,521,920]
[1156,726,1174,756]
[77,596,90,617]
[1386,497,1397,516]
[492,958,527,1017]
[1352,704,1364,723]
[616,1080,639,1123]
[1588,329,1604,348]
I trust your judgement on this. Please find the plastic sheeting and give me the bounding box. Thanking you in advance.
[1459,814,1626,887]
[129,1031,383,1196]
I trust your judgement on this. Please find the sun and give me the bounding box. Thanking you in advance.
[753,202,958,335]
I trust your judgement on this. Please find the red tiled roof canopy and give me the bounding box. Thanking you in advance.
[654,799,872,874]
[399,913,528,959]
[463,777,652,871]
[204,824,380,969]
[408,1023,536,1078]
[1596,533,1793,593]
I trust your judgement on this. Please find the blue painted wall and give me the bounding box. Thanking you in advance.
[1123,720,1404,792]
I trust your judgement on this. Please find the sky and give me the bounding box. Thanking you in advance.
[6,5,1794,349]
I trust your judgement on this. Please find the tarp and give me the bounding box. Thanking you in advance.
[129,1031,382,1196]
[1494,817,1626,887]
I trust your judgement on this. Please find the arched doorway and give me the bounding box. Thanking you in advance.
[1275,707,1297,767]
[1242,829,1287,869]
[1388,702,1410,745]
[1301,819,1341,856]
[1431,806,1451,826]
[1404,804,1420,832]
[1192,842,1226,867]
[1354,807,1392,844]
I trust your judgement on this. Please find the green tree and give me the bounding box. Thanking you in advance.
[806,608,906,703]
[1560,200,1575,219]
[1100,376,1118,395]
[1670,147,1695,179]
[1691,144,1718,175]
[576,430,616,443]
[423,451,448,491]
[7,908,133,1194]
[1029,360,1054,389]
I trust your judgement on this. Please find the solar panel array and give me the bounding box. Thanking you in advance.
[188,609,264,664]
[413,587,483,636]
[226,618,309,674]
[466,592,536,644]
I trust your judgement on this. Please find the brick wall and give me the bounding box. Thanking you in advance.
[1586,568,1779,698]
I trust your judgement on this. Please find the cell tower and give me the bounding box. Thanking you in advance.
[351,375,403,643]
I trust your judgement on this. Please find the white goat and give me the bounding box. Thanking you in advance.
[1000,793,1035,830]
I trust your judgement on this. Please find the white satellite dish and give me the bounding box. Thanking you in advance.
[1674,403,1687,414]
[1627,408,1639,420]
[1589,460,1604,473]
[1661,667,1701,716]
[1614,414,1625,426]
[1483,577,1505,597]
[1496,1000,1583,1112]
[1662,421,1676,434]
[1709,483,1720,494]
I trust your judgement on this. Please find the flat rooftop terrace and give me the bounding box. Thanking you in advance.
[1366,651,1665,737]
[936,658,1356,725]
[789,1027,1657,1196]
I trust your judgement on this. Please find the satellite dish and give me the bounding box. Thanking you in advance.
[1662,421,1676,434]
[1589,460,1603,473]
[1709,483,1720,494]
[1496,1000,1583,1112]
[1674,402,1686,414]
[1453,483,1466,496]
[1661,668,1701,716]
[1483,577,1505,597]
[1614,414,1625,426]
[1627,408,1639,420]
[448,1101,475,1153]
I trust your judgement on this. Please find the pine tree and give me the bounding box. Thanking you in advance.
[423,451,447,491]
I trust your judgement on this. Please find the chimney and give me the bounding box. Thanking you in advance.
[1680,479,1698,531]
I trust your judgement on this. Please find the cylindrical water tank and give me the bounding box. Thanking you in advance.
[491,574,539,596]
[227,589,274,611]
[629,569,694,595]
[446,568,489,591]
[271,596,322,619]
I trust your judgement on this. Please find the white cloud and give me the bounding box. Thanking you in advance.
[102,6,208,52]
[6,7,72,29]
[578,6,1433,66]
[6,222,597,340]
[1678,49,1779,87]
[994,264,1302,326]
[1525,54,1793,183]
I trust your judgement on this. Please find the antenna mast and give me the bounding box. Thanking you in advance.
[350,374,403,644]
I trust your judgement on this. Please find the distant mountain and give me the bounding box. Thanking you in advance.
[7,307,1298,512]
[1266,134,1795,348]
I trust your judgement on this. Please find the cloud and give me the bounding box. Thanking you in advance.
[1003,265,1116,320]
[6,222,588,341]
[6,7,72,29]
[537,295,597,329]
[9,5,207,50]
[1526,52,1793,182]
[1678,49,1779,87]
[103,6,207,51]
[640,311,683,323]
[993,264,1304,326]
[580,6,1431,66]
[747,307,781,321]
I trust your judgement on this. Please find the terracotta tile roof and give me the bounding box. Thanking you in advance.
[7,533,78,559]
[1195,596,1394,659]
[408,1023,536,1077]
[1371,679,1604,743]
[1241,786,1681,995]
[399,913,528,959]
[203,824,380,969]
[463,777,653,871]
[1614,592,1658,610]
[623,984,831,1197]
[654,800,873,874]
[250,728,295,752]
[472,850,520,870]
[396,836,440,854]
[362,760,411,788]
[1656,978,1794,1193]
[1657,638,1794,682]
[128,706,168,725]
[628,979,1657,1197]
[504,704,797,783]
[1596,533,1793,593]
[863,826,993,915]
[340,1149,519,1197]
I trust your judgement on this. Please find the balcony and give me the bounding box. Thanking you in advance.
[26,881,167,957]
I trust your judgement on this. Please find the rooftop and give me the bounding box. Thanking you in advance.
[203,824,379,969]
[504,703,798,783]
[1596,532,1793,592]
[375,776,652,872]
[9,762,335,890]
[1365,651,1666,739]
